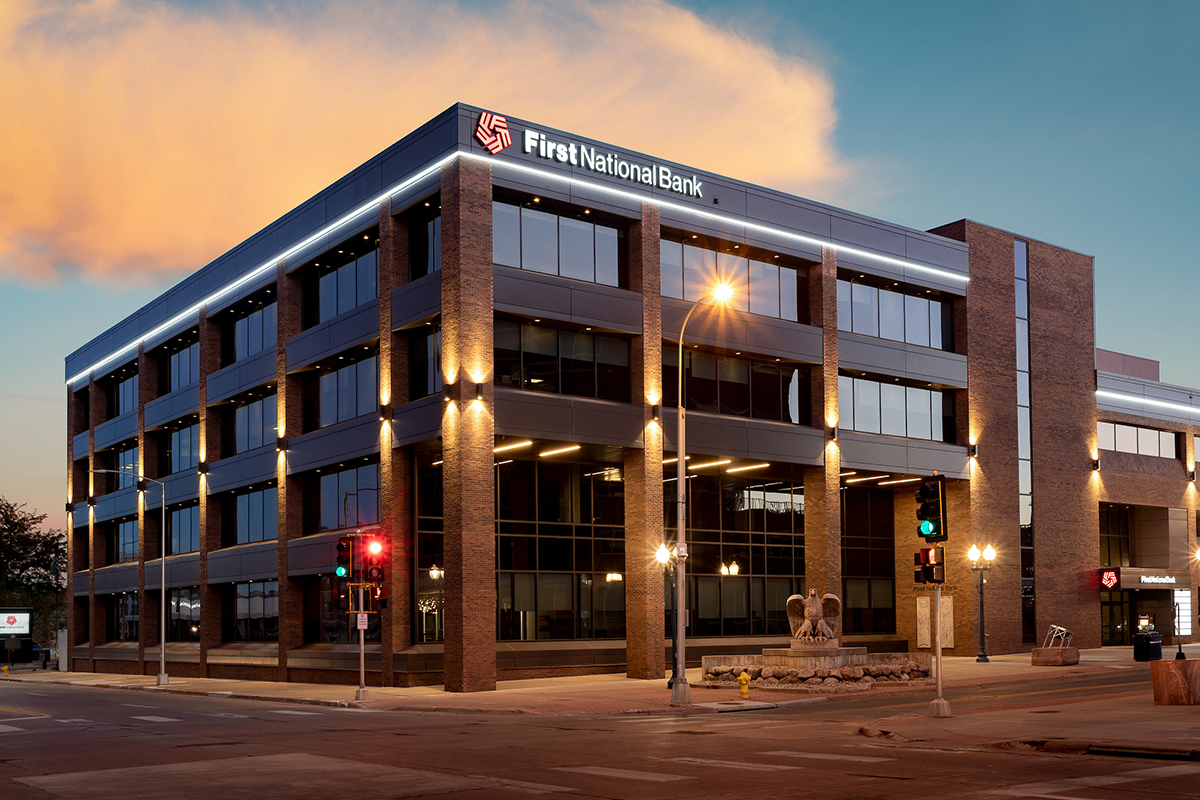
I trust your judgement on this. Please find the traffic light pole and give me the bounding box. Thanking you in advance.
[929,583,950,717]
[357,582,369,701]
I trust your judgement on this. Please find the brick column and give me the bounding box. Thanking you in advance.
[624,201,665,680]
[379,199,412,684]
[440,156,496,693]
[198,307,222,672]
[804,246,841,631]
[276,259,303,678]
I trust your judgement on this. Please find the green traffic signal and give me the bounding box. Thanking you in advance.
[335,565,349,578]
[919,519,937,537]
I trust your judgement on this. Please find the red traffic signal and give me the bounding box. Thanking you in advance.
[913,546,945,584]
[364,536,386,584]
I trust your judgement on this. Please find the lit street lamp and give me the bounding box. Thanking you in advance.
[968,544,996,663]
[670,282,733,706]
[91,469,169,686]
[656,543,678,688]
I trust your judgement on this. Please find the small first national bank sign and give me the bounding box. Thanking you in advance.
[472,112,704,199]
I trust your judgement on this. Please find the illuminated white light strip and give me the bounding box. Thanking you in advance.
[845,474,889,483]
[66,152,459,387]
[493,440,533,453]
[540,444,581,457]
[726,462,770,473]
[71,145,966,387]
[878,477,921,486]
[464,152,970,284]
[1096,390,1200,416]
[688,459,732,470]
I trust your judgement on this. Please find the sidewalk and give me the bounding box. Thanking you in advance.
[4,646,1195,757]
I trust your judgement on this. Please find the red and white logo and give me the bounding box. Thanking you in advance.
[475,112,512,154]
[4,616,15,626]
[1100,570,1119,590]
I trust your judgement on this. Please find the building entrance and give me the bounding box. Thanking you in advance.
[1100,590,1132,646]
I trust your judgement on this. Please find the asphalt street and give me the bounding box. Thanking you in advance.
[3,669,1198,799]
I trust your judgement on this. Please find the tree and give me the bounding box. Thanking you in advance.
[0,496,67,645]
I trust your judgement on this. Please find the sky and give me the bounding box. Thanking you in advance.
[2,0,1197,530]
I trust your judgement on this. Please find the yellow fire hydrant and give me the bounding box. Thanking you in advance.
[2,665,9,677]
[737,670,751,699]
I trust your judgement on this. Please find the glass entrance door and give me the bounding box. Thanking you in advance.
[1100,590,1132,646]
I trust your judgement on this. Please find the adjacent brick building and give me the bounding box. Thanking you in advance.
[64,104,1198,690]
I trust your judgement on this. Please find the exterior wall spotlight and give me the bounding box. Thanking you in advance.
[968,443,978,459]
[276,437,288,452]
[197,461,209,475]
[475,383,484,401]
[651,403,660,421]
[443,383,454,403]
[1190,469,1196,483]
[1092,458,1101,471]
[379,404,392,422]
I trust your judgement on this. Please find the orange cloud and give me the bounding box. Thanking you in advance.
[0,0,846,286]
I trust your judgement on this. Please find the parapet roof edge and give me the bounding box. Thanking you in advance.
[67,103,970,386]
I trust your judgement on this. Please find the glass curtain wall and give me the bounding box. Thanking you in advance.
[1015,240,1035,644]
[663,474,805,636]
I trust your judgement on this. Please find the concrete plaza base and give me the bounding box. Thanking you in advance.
[1031,646,1080,666]
[1151,659,1200,705]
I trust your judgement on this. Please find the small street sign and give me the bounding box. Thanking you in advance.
[357,613,368,631]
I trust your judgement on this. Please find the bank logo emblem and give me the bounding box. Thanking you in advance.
[1100,569,1118,589]
[4,615,14,626]
[475,112,512,154]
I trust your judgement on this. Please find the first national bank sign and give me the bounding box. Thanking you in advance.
[475,112,705,198]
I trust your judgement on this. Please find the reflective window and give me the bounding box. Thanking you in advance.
[837,278,951,350]
[664,347,808,424]
[317,248,378,323]
[224,580,279,643]
[167,423,200,475]
[233,304,276,363]
[493,321,630,403]
[409,327,442,399]
[839,376,954,442]
[317,354,378,428]
[107,592,139,642]
[234,394,277,454]
[168,504,200,554]
[167,587,201,642]
[1099,421,1179,460]
[169,342,200,391]
[234,486,278,544]
[665,236,804,322]
[116,445,138,489]
[318,463,380,532]
[408,199,442,280]
[494,201,625,287]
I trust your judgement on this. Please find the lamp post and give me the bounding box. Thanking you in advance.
[91,468,168,685]
[671,283,733,706]
[656,543,677,688]
[968,544,995,663]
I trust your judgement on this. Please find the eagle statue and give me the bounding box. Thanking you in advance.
[786,589,842,644]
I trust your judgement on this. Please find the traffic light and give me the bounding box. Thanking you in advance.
[336,537,354,579]
[914,546,945,584]
[915,475,948,542]
[364,536,385,584]
[337,580,350,612]
[372,584,388,610]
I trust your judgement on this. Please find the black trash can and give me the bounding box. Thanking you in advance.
[1133,631,1163,661]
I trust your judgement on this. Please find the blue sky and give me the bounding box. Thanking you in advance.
[2,0,1197,527]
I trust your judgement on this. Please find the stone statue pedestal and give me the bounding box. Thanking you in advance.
[762,645,868,670]
[790,639,840,650]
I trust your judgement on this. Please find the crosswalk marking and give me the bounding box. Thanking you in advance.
[0,724,22,733]
[764,750,892,763]
[553,766,690,782]
[132,716,181,723]
[673,757,797,772]
[268,709,322,716]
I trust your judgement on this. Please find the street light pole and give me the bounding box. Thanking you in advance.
[671,284,732,707]
[968,544,995,664]
[91,469,168,685]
